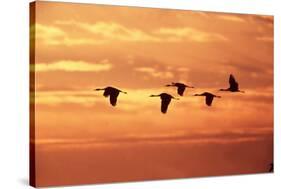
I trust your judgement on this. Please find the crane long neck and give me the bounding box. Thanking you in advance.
[95,88,105,91]
[166,84,175,87]
[219,88,229,91]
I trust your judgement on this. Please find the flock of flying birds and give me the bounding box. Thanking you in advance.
[94,74,274,172]
[94,74,245,114]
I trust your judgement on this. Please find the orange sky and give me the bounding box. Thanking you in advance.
[31,1,273,187]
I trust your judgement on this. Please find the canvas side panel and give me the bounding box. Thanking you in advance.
[29,1,36,187]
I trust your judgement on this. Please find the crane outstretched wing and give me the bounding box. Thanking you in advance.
[229,74,239,91]
[177,86,186,96]
[161,98,171,113]
[205,95,214,106]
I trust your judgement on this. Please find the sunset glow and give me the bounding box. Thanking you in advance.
[31,1,273,187]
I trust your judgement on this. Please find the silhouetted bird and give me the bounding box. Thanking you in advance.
[194,92,221,106]
[95,86,127,106]
[220,74,244,93]
[150,93,179,113]
[166,82,194,96]
[269,163,274,172]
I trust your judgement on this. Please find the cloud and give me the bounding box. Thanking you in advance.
[34,60,112,72]
[33,90,98,105]
[217,15,246,23]
[53,20,227,44]
[154,27,228,42]
[135,67,174,79]
[35,21,229,46]
[188,11,210,18]
[34,88,161,107]
[35,23,104,46]
[56,20,160,42]
[251,15,273,25]
[256,36,273,42]
[36,127,272,149]
[35,23,66,40]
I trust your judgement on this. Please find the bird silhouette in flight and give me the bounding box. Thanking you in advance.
[220,74,245,93]
[269,163,274,172]
[166,82,194,96]
[150,93,179,113]
[194,92,221,106]
[94,86,127,106]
